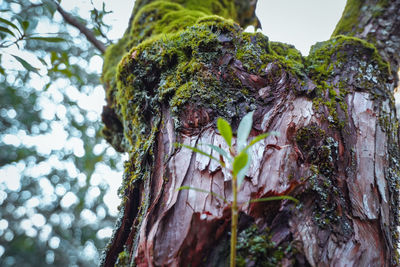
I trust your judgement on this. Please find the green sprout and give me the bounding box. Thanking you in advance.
[177,111,298,267]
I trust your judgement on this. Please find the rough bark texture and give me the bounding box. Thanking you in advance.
[333,0,400,85]
[100,1,400,266]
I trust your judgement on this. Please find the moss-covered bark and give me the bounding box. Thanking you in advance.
[333,0,400,85]
[100,1,400,266]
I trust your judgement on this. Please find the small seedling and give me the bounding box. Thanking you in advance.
[177,111,298,267]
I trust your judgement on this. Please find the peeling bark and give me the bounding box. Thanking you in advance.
[100,1,400,266]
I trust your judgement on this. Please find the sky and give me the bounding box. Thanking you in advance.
[257,0,346,55]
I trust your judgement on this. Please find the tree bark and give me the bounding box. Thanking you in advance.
[100,0,400,266]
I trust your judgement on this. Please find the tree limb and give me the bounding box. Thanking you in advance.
[333,0,400,86]
[54,1,106,54]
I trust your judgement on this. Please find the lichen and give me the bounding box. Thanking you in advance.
[295,125,352,234]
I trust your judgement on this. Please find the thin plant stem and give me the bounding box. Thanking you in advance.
[230,174,238,267]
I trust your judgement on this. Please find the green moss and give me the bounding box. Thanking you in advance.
[236,225,296,266]
[174,0,237,19]
[269,41,303,63]
[115,17,288,143]
[101,36,130,103]
[115,250,130,267]
[332,0,390,36]
[306,35,390,128]
[307,35,390,82]
[129,1,206,46]
[265,41,305,78]
[295,125,352,231]
[331,0,363,36]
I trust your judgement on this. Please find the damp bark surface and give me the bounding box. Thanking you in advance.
[100,0,400,266]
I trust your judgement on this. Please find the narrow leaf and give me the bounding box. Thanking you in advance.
[11,55,40,75]
[232,151,248,177]
[0,26,15,37]
[42,0,57,16]
[20,20,29,31]
[176,143,225,167]
[0,17,21,35]
[28,36,66,43]
[237,147,251,187]
[217,118,232,147]
[177,186,228,203]
[249,195,299,204]
[205,144,232,162]
[237,111,254,152]
[37,57,48,67]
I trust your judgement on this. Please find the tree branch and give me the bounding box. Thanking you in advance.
[54,1,106,54]
[333,0,400,86]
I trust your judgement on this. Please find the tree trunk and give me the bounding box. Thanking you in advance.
[100,0,400,266]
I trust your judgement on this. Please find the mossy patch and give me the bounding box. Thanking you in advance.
[331,0,363,36]
[295,125,352,234]
[332,0,390,36]
[305,35,390,128]
[269,41,304,77]
[236,224,296,267]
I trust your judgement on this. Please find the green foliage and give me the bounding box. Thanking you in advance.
[232,152,248,182]
[217,118,233,147]
[0,1,121,266]
[236,112,253,152]
[11,55,40,74]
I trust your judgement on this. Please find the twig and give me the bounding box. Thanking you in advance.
[54,1,106,54]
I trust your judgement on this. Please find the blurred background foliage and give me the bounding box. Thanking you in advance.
[0,0,128,266]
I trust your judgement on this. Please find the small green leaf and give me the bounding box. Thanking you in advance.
[248,133,269,147]
[249,195,299,204]
[50,51,58,63]
[0,17,21,35]
[20,20,29,31]
[237,147,251,187]
[217,118,232,147]
[11,55,40,75]
[176,143,225,167]
[0,26,15,37]
[177,186,228,203]
[232,151,248,177]
[28,36,66,43]
[59,68,73,78]
[204,144,232,162]
[37,57,48,67]
[42,0,57,16]
[237,111,254,152]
